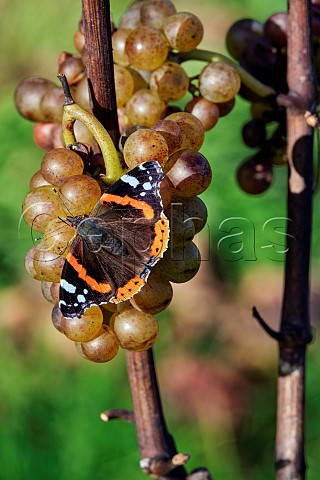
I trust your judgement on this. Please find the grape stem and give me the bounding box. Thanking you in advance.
[58,73,124,185]
[169,49,276,98]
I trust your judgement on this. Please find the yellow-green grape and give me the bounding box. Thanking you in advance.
[149,62,189,102]
[155,241,201,283]
[60,306,103,342]
[59,175,101,216]
[112,28,132,66]
[111,307,158,351]
[41,281,60,304]
[73,76,90,110]
[118,6,142,30]
[39,87,64,123]
[140,0,176,30]
[29,170,51,189]
[165,149,212,197]
[125,26,169,71]
[24,245,38,279]
[165,206,195,247]
[130,271,173,314]
[41,148,84,187]
[152,119,183,155]
[43,217,76,257]
[164,12,204,52]
[73,29,85,53]
[199,62,241,103]
[22,185,65,234]
[123,128,168,168]
[185,97,220,131]
[126,89,166,127]
[78,325,120,363]
[33,240,65,282]
[165,112,204,151]
[114,65,135,107]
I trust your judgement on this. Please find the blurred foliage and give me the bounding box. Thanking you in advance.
[1,1,320,480]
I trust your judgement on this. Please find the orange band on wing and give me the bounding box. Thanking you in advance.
[66,252,112,294]
[150,214,170,259]
[111,275,145,303]
[101,194,154,220]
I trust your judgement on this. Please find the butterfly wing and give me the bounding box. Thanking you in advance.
[59,161,169,318]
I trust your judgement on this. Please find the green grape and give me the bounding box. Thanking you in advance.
[112,306,158,351]
[22,185,65,234]
[199,62,241,103]
[41,148,84,187]
[125,26,169,71]
[78,325,120,362]
[29,170,51,189]
[61,306,103,342]
[165,112,204,151]
[149,62,189,102]
[164,12,204,52]
[123,128,169,168]
[125,89,166,127]
[59,175,101,216]
[114,65,135,107]
[130,271,173,314]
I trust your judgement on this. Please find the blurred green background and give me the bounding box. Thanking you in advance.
[1,0,320,479]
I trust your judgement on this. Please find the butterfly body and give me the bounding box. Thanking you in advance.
[59,161,170,319]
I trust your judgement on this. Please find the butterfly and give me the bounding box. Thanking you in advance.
[59,161,170,318]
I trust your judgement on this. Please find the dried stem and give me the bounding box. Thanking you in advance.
[275,1,316,479]
[81,0,120,146]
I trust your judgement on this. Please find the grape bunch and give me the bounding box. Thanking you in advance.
[227,1,320,195]
[16,0,241,363]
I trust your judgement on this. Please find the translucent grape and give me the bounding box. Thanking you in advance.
[165,112,204,151]
[112,28,132,66]
[33,240,65,282]
[22,185,65,234]
[149,62,189,102]
[155,241,201,283]
[43,217,76,257]
[140,0,176,30]
[41,148,84,187]
[114,65,135,107]
[41,281,60,304]
[125,89,166,127]
[130,271,173,314]
[199,62,241,103]
[59,175,101,216]
[112,307,158,351]
[29,170,51,189]
[39,87,64,123]
[125,26,169,71]
[61,306,103,342]
[185,97,220,131]
[123,128,169,168]
[152,119,183,155]
[78,325,119,362]
[164,12,204,52]
[14,76,57,122]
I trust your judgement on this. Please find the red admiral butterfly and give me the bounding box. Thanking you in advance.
[59,161,170,318]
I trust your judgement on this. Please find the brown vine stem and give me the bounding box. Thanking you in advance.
[275,1,316,479]
[81,1,187,478]
[82,0,120,147]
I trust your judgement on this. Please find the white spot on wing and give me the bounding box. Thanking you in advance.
[143,182,152,190]
[83,289,88,294]
[59,300,67,306]
[61,279,76,293]
[140,192,146,196]
[77,294,86,303]
[123,175,139,188]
